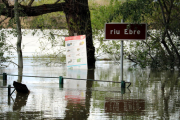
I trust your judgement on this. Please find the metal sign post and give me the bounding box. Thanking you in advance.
[120,40,125,88]
[120,40,123,82]
[104,20,147,88]
[120,19,125,88]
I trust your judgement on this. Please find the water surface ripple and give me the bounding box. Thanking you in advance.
[0,60,180,120]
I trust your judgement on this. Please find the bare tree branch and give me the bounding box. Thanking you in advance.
[6,60,18,66]
[1,2,66,17]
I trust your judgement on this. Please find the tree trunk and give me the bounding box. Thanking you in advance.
[14,0,23,68]
[18,68,23,83]
[64,0,96,69]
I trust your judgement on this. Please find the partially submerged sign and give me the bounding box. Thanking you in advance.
[105,23,147,40]
[65,35,87,69]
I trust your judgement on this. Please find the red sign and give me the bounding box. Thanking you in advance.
[105,23,147,40]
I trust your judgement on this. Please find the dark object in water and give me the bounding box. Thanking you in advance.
[13,81,30,94]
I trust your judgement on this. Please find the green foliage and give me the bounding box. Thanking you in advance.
[119,0,153,22]
[0,0,179,69]
[91,0,153,30]
[27,12,66,29]
[91,0,180,69]
[91,0,122,30]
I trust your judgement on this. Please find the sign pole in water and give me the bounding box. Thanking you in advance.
[120,40,123,81]
[120,19,125,88]
[104,20,147,88]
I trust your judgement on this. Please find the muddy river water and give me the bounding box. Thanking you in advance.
[0,59,180,120]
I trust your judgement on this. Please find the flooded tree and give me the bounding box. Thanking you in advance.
[64,0,95,68]
[0,0,96,68]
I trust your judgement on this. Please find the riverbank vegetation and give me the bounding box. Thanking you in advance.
[91,0,180,69]
[0,0,180,69]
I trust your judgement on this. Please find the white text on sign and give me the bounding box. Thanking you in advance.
[110,29,141,35]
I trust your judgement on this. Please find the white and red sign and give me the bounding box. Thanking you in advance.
[65,35,87,69]
[105,23,147,40]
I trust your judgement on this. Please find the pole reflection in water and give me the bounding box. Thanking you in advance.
[104,87,145,117]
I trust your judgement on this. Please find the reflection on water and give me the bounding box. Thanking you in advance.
[13,93,29,111]
[0,59,180,119]
[105,98,145,116]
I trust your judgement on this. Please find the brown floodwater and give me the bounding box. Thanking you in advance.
[0,59,180,120]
